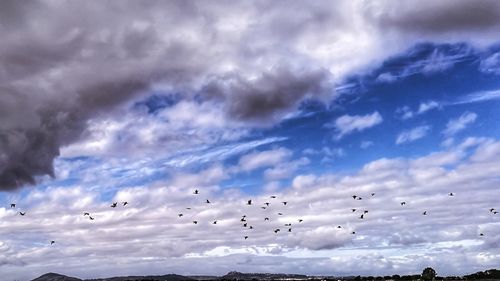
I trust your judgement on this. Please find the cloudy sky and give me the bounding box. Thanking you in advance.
[1,1,500,280]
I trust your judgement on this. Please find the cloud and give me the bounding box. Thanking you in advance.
[3,137,500,280]
[3,0,500,190]
[417,101,440,114]
[443,112,477,136]
[453,89,500,105]
[396,101,440,120]
[360,141,374,149]
[479,51,500,74]
[396,125,431,144]
[329,112,383,139]
[238,148,293,172]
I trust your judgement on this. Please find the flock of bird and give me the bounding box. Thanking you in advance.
[7,189,497,245]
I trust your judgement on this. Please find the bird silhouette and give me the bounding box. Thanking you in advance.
[284,223,292,226]
[19,212,26,216]
[178,214,183,217]
[249,226,254,229]
[270,196,277,198]
[110,202,117,208]
[264,217,270,221]
[352,195,357,199]
[247,200,252,205]
[351,231,356,234]
[493,211,498,214]
[194,189,199,195]
[241,218,247,222]
[89,216,95,220]
[298,219,303,223]
[244,236,249,240]
[337,225,342,229]
[278,213,283,216]
[213,220,217,224]
[274,229,280,233]
[357,197,363,200]
[401,202,406,206]
[360,214,364,219]
[423,211,427,215]
[480,233,484,236]
[490,208,495,212]
[371,193,375,196]
[186,207,192,210]
[351,208,356,212]
[261,207,267,209]
[282,202,287,205]
[122,202,128,206]
[50,241,55,245]
[83,212,90,216]
[288,228,292,232]
[193,221,198,224]
[264,202,270,206]
[243,223,248,227]
[364,210,369,214]
[10,203,15,208]
[205,199,210,204]
[449,193,454,196]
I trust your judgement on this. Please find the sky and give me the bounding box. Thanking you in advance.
[1,1,500,280]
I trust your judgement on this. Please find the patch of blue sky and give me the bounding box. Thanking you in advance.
[133,92,182,114]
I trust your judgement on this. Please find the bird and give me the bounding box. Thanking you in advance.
[205,199,211,204]
[494,211,498,214]
[19,212,26,216]
[371,193,375,196]
[178,214,183,217]
[241,218,247,222]
[352,195,357,199]
[264,202,270,206]
[337,225,342,229]
[360,214,364,219]
[282,202,287,206]
[50,241,55,245]
[89,216,95,220]
[274,229,280,233]
[249,226,253,229]
[270,196,277,198]
[213,220,217,224]
[244,236,249,240]
[186,207,192,210]
[247,200,252,205]
[449,193,454,196]
[401,202,406,206]
[357,197,363,200]
[264,217,270,221]
[480,233,484,236]
[110,202,117,208]
[194,189,199,195]
[288,228,292,232]
[261,207,267,209]
[83,212,90,216]
[243,223,248,227]
[278,213,283,216]
[122,201,128,206]
[351,231,356,234]
[351,208,356,212]
[490,208,496,212]
[10,203,15,208]
[364,210,369,214]
[193,221,198,224]
[298,219,303,223]
[423,211,427,215]
[284,223,292,226]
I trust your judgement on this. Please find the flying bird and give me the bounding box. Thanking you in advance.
[270,196,277,198]
[278,213,283,216]
[89,216,95,220]
[194,189,199,195]
[364,210,369,214]
[337,225,342,229]
[205,199,211,204]
[284,223,292,226]
[243,223,248,227]
[244,236,249,240]
[351,208,356,212]
[247,200,252,205]
[351,231,356,234]
[110,202,117,208]
[360,214,364,219]
[352,195,357,199]
[288,228,292,232]
[50,241,55,245]
[213,220,217,224]
[83,212,90,216]
[122,201,128,206]
[298,219,303,223]
[449,193,454,196]
[264,202,270,206]
[178,214,183,217]
[480,233,484,236]
[490,208,495,212]
[193,221,198,224]
[261,207,267,209]
[264,217,270,221]
[282,202,287,205]
[401,202,406,206]
[423,211,427,215]
[371,193,375,196]
[249,226,254,229]
[493,211,498,214]
[10,203,15,208]
[19,212,26,216]
[274,229,280,233]
[186,207,192,210]
[357,197,363,200]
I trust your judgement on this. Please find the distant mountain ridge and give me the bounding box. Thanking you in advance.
[30,269,500,281]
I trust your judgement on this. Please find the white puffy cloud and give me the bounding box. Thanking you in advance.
[443,112,478,136]
[329,111,383,139]
[396,125,431,144]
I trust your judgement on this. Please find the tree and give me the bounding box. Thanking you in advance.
[422,267,437,281]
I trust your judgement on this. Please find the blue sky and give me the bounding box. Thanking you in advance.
[1,1,500,280]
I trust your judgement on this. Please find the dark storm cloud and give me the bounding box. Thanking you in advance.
[368,0,500,34]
